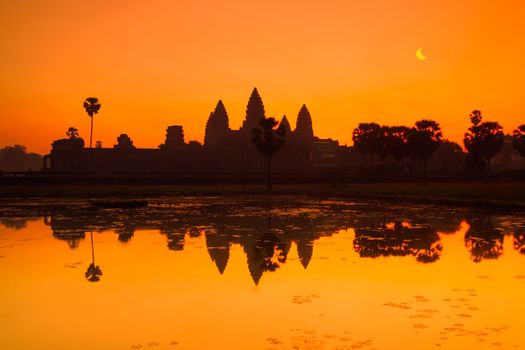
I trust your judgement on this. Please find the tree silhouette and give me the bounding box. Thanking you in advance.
[478,122,503,171]
[252,117,286,191]
[469,109,482,126]
[464,110,503,171]
[408,120,442,180]
[253,232,287,272]
[83,97,101,148]
[352,122,381,166]
[353,221,442,263]
[432,140,465,173]
[513,124,525,159]
[0,145,42,172]
[66,127,79,139]
[386,126,410,164]
[464,216,504,262]
[376,126,390,165]
[115,134,135,150]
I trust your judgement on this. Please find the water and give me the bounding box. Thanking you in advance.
[0,196,524,349]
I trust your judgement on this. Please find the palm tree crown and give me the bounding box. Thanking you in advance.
[252,117,286,158]
[83,97,101,117]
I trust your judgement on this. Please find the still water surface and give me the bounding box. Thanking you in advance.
[1,196,524,349]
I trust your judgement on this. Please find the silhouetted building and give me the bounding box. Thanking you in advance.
[43,88,354,174]
[205,231,230,274]
[279,115,292,135]
[311,139,340,168]
[204,100,230,147]
[240,88,266,140]
[295,104,314,141]
[162,125,185,150]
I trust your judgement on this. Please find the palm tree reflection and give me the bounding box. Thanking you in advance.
[353,220,442,263]
[513,229,525,255]
[247,217,289,285]
[85,231,103,282]
[464,216,504,262]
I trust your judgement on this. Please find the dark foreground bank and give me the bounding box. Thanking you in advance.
[1,182,524,212]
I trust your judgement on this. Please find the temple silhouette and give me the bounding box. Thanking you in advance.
[43,88,344,173]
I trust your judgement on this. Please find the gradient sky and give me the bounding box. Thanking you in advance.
[1,0,524,153]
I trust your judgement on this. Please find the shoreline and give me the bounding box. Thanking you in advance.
[1,182,524,213]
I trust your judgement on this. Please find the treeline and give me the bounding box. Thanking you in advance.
[0,145,42,172]
[352,110,525,176]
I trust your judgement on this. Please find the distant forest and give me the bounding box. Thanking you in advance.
[351,111,525,175]
[0,145,42,172]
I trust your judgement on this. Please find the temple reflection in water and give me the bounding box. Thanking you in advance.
[1,197,524,285]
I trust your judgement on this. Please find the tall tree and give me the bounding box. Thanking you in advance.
[352,122,381,165]
[432,140,465,173]
[376,126,390,164]
[513,124,525,159]
[408,119,442,180]
[464,110,503,171]
[386,126,410,164]
[83,97,101,148]
[252,117,286,192]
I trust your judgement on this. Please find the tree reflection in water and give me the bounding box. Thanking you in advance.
[513,228,525,255]
[353,220,443,263]
[246,218,290,285]
[464,216,504,262]
[85,231,103,282]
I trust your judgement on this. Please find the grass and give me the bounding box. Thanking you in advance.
[323,182,525,209]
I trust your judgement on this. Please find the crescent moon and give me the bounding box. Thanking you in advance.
[416,48,427,61]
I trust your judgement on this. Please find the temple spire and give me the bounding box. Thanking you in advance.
[295,104,314,139]
[241,87,266,135]
[204,100,230,146]
[279,115,292,135]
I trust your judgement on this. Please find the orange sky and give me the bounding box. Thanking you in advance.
[1,0,524,154]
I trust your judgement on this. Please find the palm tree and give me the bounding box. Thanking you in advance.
[352,122,381,166]
[513,124,525,159]
[66,127,79,139]
[83,97,101,148]
[386,126,410,164]
[85,231,102,282]
[252,117,286,192]
[464,110,503,172]
[408,119,442,181]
